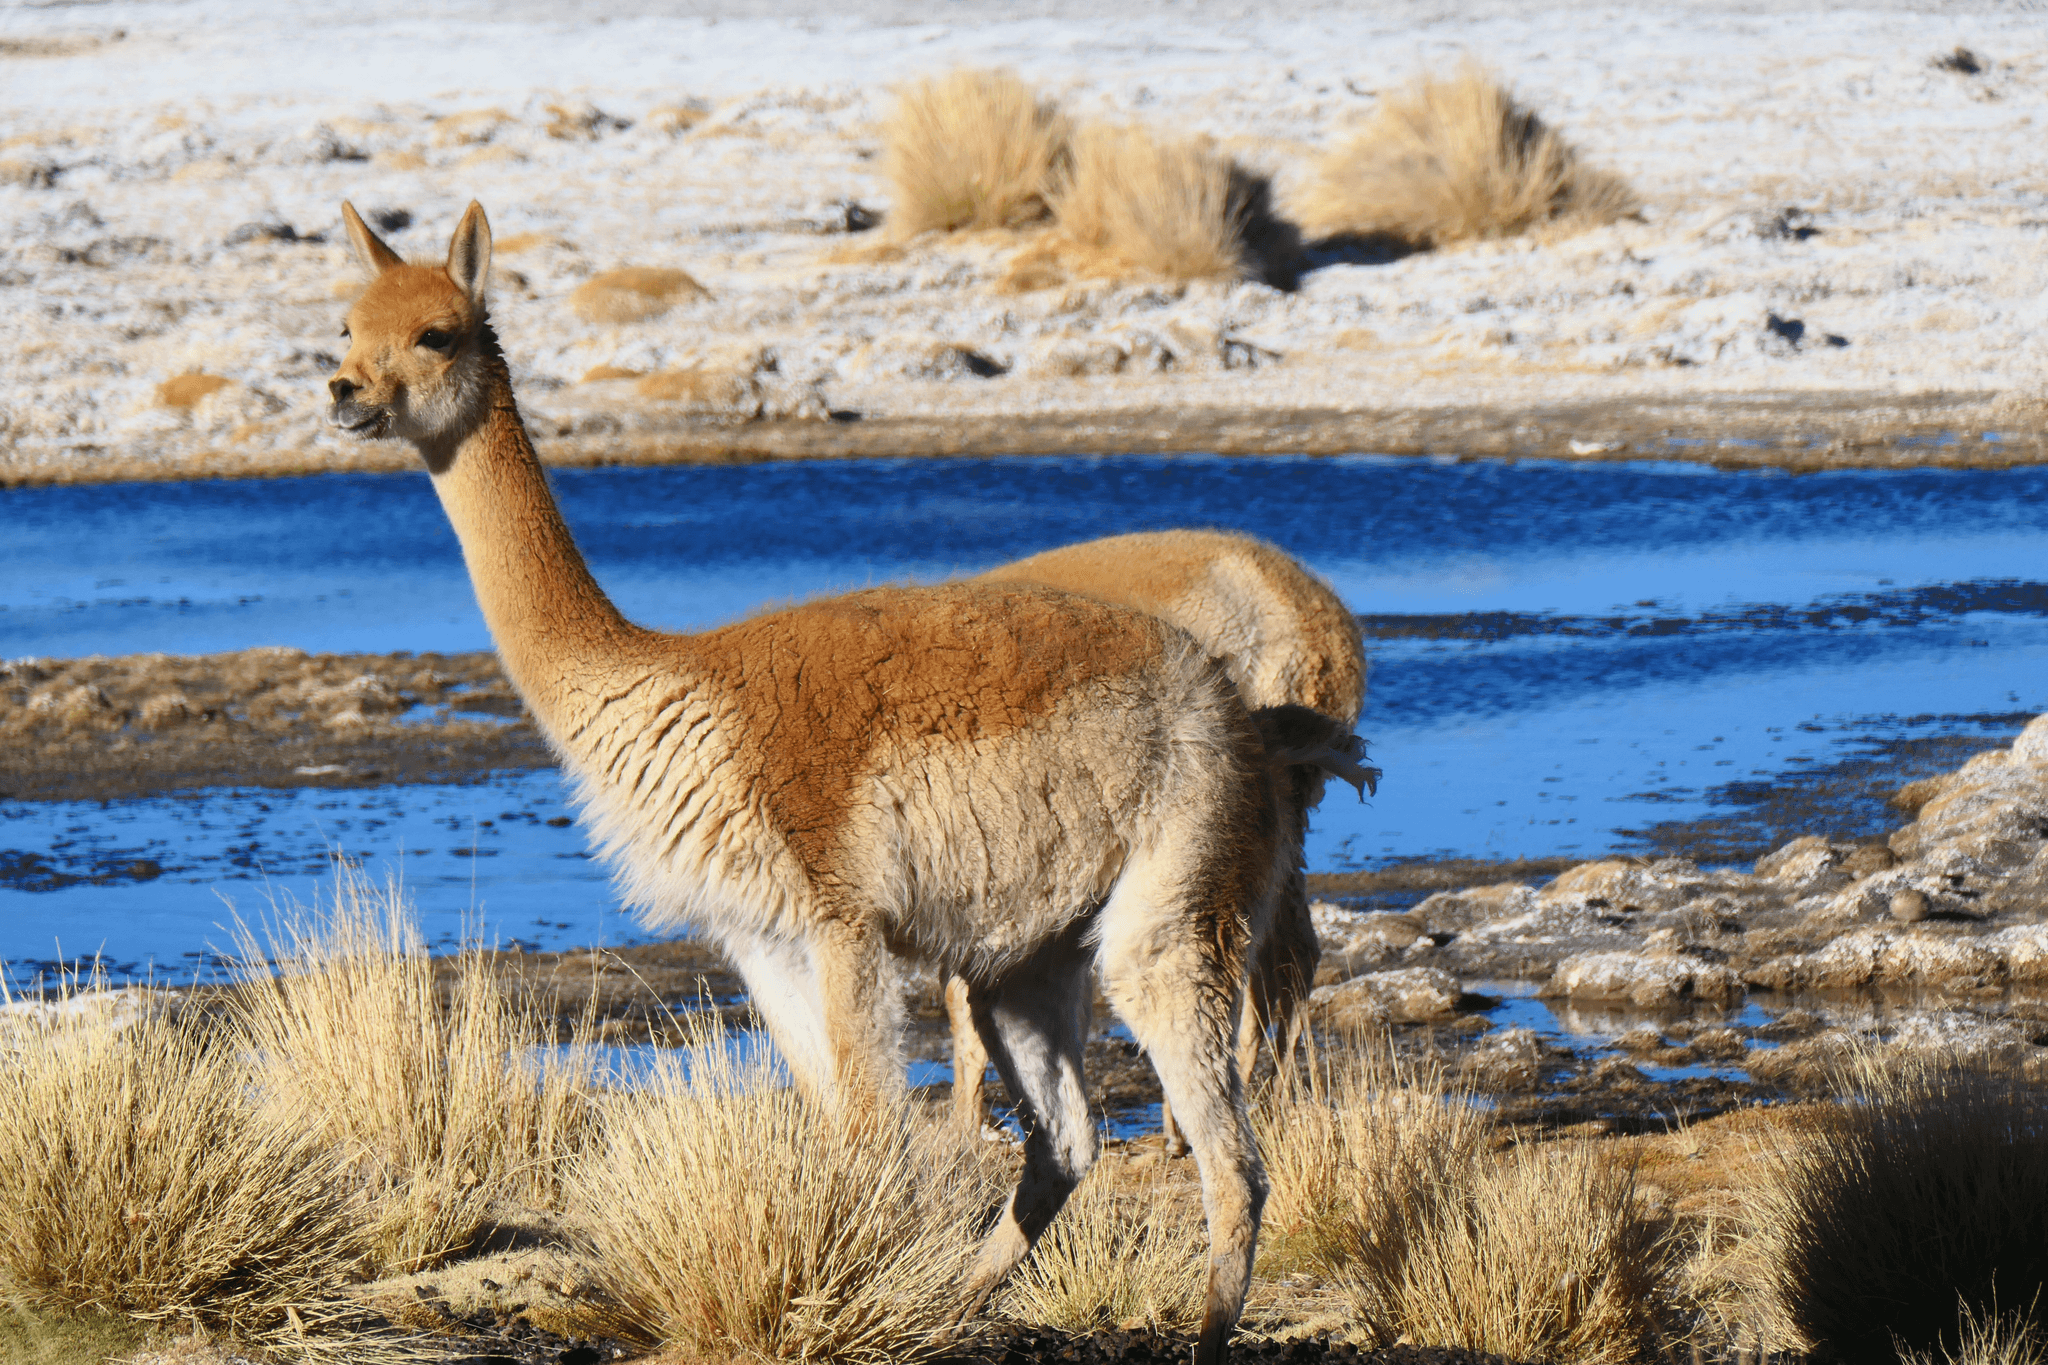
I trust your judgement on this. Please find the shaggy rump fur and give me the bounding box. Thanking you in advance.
[1035,124,1286,285]
[1295,63,1637,249]
[570,1011,998,1364]
[1728,1056,2048,1361]
[882,67,1070,235]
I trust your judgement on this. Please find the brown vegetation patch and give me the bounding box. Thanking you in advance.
[579,364,643,383]
[1295,63,1637,250]
[569,266,707,323]
[494,230,571,255]
[1716,1056,2048,1360]
[882,67,1070,236]
[0,979,365,1347]
[1015,124,1293,287]
[155,373,232,408]
[572,1011,997,1363]
[0,648,548,801]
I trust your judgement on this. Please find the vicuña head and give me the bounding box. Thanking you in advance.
[327,200,498,460]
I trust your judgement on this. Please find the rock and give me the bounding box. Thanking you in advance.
[1890,888,1930,923]
[1412,882,1535,934]
[1749,927,2008,993]
[1754,835,1853,894]
[1543,951,1743,1008]
[2015,714,2048,765]
[1309,966,1462,1028]
[1841,843,1899,876]
[1460,1026,1543,1089]
[1984,847,2048,916]
[1537,858,1716,915]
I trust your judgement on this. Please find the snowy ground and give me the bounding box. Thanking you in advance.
[2,0,2046,481]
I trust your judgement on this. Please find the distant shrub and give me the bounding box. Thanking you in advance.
[1296,62,1637,249]
[1033,123,1293,285]
[883,68,1070,235]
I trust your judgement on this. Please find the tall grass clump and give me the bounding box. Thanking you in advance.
[0,976,363,1344]
[233,865,597,1275]
[572,1010,997,1364]
[1728,1055,2048,1361]
[883,67,1070,235]
[999,1164,1207,1335]
[1044,123,1272,283]
[1898,1299,2047,1365]
[1296,62,1637,249]
[1258,1047,1664,1363]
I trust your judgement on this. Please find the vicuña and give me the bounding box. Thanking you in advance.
[953,530,1374,1150]
[322,200,1354,1362]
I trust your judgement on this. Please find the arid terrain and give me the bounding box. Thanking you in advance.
[3,0,2047,484]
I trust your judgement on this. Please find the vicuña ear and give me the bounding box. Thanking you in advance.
[340,201,404,276]
[446,200,492,304]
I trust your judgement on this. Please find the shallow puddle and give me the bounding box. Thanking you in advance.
[4,454,2046,981]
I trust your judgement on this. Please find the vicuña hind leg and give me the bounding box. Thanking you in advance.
[945,976,991,1129]
[1098,853,1268,1365]
[951,925,1097,1325]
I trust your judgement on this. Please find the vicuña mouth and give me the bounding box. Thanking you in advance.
[328,406,389,437]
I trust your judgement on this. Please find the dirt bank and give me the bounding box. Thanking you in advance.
[0,648,546,801]
[4,390,2042,489]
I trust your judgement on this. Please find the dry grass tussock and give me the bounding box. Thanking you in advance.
[998,1163,1207,1335]
[1257,1045,1665,1364]
[1027,124,1279,285]
[1295,62,1637,249]
[232,864,598,1276]
[1899,1300,2048,1365]
[1722,1053,2048,1361]
[0,972,364,1347]
[882,68,1070,236]
[571,1009,1000,1364]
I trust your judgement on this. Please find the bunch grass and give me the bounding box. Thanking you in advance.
[231,864,598,1276]
[1728,1054,2048,1361]
[571,1009,1000,1363]
[1257,1041,1664,1364]
[0,972,364,1346]
[1296,61,1636,249]
[1041,123,1266,283]
[882,67,1070,235]
[998,1163,1207,1335]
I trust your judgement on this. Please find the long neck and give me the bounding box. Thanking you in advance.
[421,334,646,728]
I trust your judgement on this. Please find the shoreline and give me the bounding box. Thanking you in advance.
[3,390,2043,489]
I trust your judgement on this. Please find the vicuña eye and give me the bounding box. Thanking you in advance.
[417,329,453,352]
[339,323,351,339]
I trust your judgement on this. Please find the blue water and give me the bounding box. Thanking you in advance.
[4,454,2046,982]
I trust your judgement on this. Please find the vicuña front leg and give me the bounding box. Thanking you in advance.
[951,930,1096,1326]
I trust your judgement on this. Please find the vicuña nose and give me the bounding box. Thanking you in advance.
[328,377,358,403]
